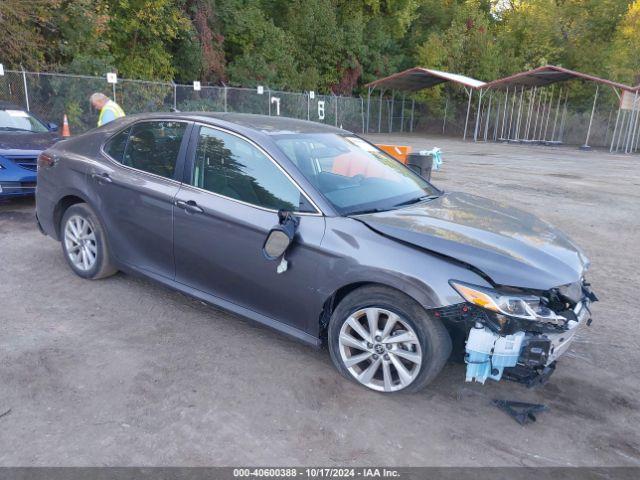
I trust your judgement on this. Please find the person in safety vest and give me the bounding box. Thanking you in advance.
[90,92,125,127]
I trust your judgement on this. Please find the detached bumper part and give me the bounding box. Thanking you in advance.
[492,399,549,425]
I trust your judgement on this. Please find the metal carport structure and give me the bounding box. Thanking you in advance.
[610,83,640,154]
[365,67,485,139]
[477,65,634,149]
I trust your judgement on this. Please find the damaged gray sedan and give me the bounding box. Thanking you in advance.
[35,113,596,393]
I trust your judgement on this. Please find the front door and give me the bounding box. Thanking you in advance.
[173,125,326,334]
[92,120,192,279]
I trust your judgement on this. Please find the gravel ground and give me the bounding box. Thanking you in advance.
[0,136,639,466]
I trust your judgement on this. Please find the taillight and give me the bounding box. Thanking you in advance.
[37,152,56,169]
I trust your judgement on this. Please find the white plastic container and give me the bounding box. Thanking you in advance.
[489,331,525,381]
[465,325,498,384]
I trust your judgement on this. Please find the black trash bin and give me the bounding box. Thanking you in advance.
[406,152,433,181]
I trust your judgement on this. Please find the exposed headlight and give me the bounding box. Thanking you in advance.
[449,280,563,322]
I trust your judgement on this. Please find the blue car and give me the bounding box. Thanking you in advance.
[0,102,61,198]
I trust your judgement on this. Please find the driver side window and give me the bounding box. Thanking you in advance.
[191,127,315,213]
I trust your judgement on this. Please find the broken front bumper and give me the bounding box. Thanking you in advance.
[545,300,591,363]
[461,298,593,386]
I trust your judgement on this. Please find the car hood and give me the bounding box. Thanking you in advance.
[0,131,60,152]
[358,192,589,291]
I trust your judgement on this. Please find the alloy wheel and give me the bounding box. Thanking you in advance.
[338,307,422,392]
[64,215,98,272]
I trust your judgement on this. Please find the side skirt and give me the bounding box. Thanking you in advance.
[117,262,323,349]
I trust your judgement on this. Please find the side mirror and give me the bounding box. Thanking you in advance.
[48,122,59,132]
[262,210,299,261]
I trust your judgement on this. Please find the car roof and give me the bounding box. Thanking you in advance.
[120,111,349,135]
[192,112,347,135]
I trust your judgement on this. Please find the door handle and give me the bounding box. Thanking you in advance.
[91,173,113,184]
[175,199,204,214]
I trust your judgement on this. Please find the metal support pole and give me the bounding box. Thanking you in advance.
[463,88,473,141]
[524,87,536,141]
[473,89,484,142]
[507,87,516,140]
[610,107,621,152]
[625,92,639,153]
[389,90,395,133]
[492,93,500,141]
[616,111,627,152]
[173,83,177,111]
[112,82,117,103]
[500,88,509,140]
[21,68,29,111]
[551,87,562,142]
[514,87,524,141]
[484,94,493,141]
[628,98,639,152]
[442,95,448,135]
[621,110,630,152]
[410,99,415,133]
[268,89,272,116]
[559,90,569,143]
[542,86,554,141]
[633,110,640,152]
[378,89,383,133]
[400,93,406,133]
[335,95,338,127]
[539,89,549,141]
[582,84,599,149]
[603,109,613,147]
[361,97,365,134]
[633,103,640,152]
[224,86,228,112]
[532,88,543,141]
[366,87,372,132]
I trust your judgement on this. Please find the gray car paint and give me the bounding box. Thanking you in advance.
[36,112,586,347]
[87,121,194,279]
[358,191,589,291]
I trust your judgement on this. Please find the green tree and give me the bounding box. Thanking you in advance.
[608,0,640,85]
[106,0,195,80]
[0,0,58,69]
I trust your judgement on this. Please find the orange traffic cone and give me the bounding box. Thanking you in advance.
[61,114,71,137]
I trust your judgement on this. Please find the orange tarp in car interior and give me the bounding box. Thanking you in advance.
[331,152,400,181]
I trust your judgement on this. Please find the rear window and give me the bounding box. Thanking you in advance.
[104,122,188,180]
[104,128,130,162]
[122,121,187,179]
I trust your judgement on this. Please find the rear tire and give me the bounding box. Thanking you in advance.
[60,203,117,279]
[328,285,451,393]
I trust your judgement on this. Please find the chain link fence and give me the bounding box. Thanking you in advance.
[0,70,365,135]
[2,69,632,151]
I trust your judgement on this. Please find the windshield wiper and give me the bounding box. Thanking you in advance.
[348,194,441,216]
[347,207,388,216]
[392,194,441,209]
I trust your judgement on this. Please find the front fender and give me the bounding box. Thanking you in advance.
[317,217,492,312]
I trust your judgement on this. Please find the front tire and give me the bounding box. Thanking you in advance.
[328,286,451,393]
[60,203,117,279]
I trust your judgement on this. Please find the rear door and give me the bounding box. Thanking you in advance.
[173,124,326,334]
[92,120,192,279]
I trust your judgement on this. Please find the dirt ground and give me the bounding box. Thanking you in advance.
[1,135,639,466]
